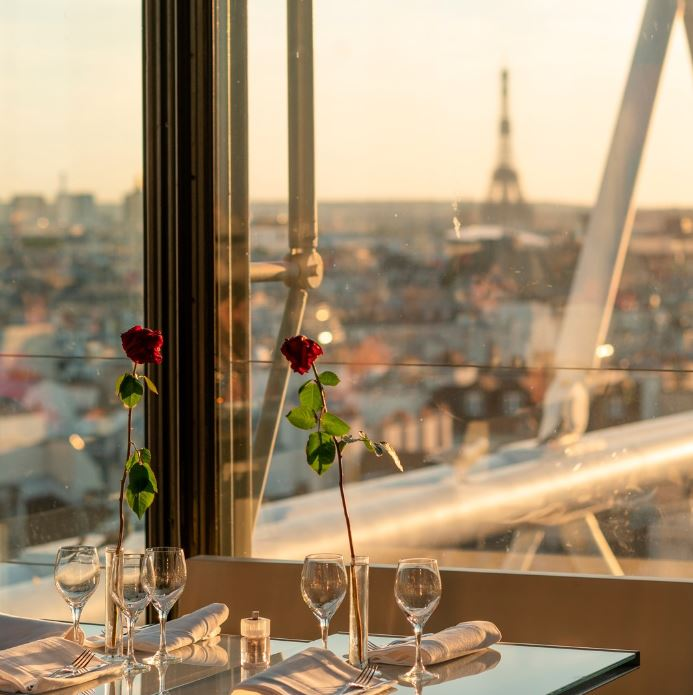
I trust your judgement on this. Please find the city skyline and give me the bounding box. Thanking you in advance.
[3,1,693,205]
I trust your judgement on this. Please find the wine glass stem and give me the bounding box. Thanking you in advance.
[320,618,329,650]
[70,605,83,643]
[413,622,424,673]
[158,611,168,655]
[127,612,136,662]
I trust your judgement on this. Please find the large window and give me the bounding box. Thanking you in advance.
[217,0,693,579]
[0,0,143,618]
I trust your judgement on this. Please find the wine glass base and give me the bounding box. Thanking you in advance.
[123,660,151,674]
[143,652,183,665]
[99,653,128,663]
[398,667,439,685]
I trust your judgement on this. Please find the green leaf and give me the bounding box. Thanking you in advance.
[360,431,375,453]
[306,432,336,475]
[114,373,127,398]
[141,461,158,493]
[298,381,323,411]
[286,406,317,430]
[138,447,152,465]
[319,371,340,386]
[380,441,403,471]
[125,452,139,472]
[141,375,159,395]
[126,464,156,519]
[118,374,144,409]
[321,412,351,437]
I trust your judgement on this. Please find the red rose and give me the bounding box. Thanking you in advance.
[280,335,323,374]
[121,325,164,365]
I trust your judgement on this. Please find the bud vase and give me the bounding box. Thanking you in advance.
[348,556,369,668]
[103,546,124,662]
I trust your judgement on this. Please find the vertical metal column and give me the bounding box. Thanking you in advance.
[227,0,253,556]
[250,0,321,525]
[287,0,318,253]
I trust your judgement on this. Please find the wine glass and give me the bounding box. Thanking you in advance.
[112,553,151,674]
[394,558,442,685]
[142,547,187,664]
[301,553,347,651]
[54,546,100,650]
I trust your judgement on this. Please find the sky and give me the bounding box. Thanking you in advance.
[0,0,142,203]
[2,0,693,206]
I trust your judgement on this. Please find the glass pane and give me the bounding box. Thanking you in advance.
[218,0,693,578]
[0,1,143,617]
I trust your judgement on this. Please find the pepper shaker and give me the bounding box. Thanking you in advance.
[241,611,271,667]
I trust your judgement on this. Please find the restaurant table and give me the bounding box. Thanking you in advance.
[54,630,638,695]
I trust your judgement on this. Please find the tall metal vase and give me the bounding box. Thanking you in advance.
[348,556,369,668]
[103,546,124,661]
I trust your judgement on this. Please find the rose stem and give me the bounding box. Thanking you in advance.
[110,363,138,649]
[116,363,138,554]
[312,365,364,663]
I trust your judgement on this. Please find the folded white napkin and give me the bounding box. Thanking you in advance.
[131,603,229,653]
[233,647,395,694]
[87,602,229,654]
[0,637,123,694]
[0,615,71,652]
[368,621,502,666]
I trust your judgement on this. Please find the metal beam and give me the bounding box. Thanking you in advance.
[539,0,679,441]
[227,0,253,557]
[250,0,319,528]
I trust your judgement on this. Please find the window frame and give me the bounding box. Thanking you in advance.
[141,2,693,670]
[143,0,220,555]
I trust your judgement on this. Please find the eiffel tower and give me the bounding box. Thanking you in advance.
[481,69,532,228]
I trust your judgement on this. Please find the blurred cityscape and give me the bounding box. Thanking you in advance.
[5,51,693,611]
[1,174,693,602]
[254,199,693,490]
[0,185,144,573]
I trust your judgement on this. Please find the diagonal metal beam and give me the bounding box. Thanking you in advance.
[539,0,679,441]
[252,286,308,524]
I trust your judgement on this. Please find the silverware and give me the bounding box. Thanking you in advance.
[47,648,95,678]
[334,663,378,694]
[55,662,112,680]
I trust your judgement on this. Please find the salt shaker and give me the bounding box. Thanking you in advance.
[241,611,271,667]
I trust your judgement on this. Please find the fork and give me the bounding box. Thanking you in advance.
[47,648,95,678]
[335,662,378,694]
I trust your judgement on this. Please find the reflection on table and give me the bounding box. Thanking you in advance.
[53,633,637,695]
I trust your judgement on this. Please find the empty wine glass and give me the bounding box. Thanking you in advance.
[143,547,187,664]
[394,558,442,685]
[301,553,347,651]
[112,553,151,674]
[54,545,100,650]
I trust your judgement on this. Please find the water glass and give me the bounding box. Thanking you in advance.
[301,553,347,650]
[112,553,151,673]
[54,545,100,650]
[394,557,442,684]
[143,547,187,664]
